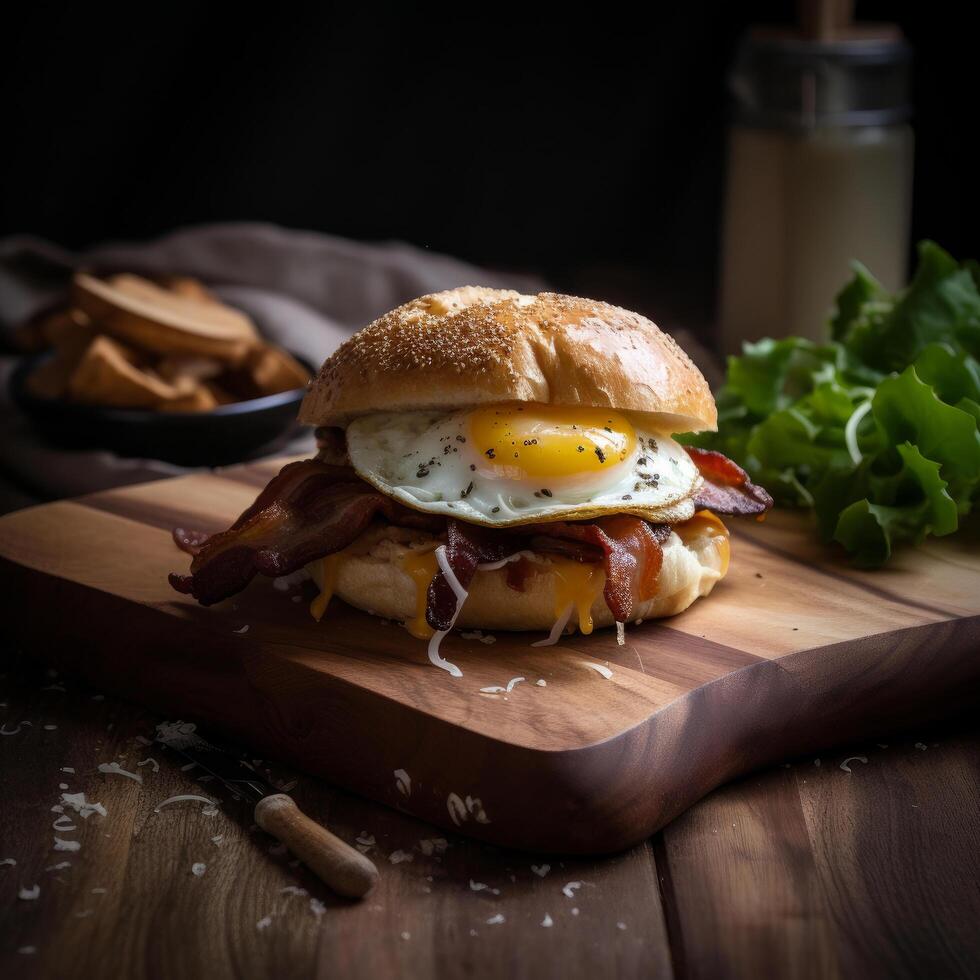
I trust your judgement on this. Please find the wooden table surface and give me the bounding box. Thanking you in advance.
[1,650,978,980]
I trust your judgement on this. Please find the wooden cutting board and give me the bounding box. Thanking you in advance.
[2,456,979,854]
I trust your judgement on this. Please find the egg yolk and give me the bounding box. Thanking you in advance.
[468,404,636,483]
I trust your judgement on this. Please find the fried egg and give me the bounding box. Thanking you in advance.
[345,404,701,525]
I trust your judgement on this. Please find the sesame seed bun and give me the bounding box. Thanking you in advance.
[308,521,728,633]
[299,287,717,433]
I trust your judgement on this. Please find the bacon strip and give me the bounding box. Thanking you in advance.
[427,515,669,629]
[171,449,771,625]
[426,521,514,630]
[525,516,671,623]
[169,461,441,605]
[686,447,773,516]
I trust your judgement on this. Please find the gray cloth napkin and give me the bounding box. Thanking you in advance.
[0,223,544,502]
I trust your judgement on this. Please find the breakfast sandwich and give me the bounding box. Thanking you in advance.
[170,288,771,674]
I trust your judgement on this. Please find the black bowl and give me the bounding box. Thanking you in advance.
[10,353,313,467]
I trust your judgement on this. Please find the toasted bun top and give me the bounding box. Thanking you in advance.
[299,287,716,433]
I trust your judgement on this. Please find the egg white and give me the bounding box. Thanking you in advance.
[345,409,702,526]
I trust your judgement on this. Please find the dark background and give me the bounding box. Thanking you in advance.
[2,2,976,330]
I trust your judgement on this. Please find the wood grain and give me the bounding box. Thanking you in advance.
[1,461,978,854]
[0,656,674,979]
[654,733,980,980]
[2,656,977,978]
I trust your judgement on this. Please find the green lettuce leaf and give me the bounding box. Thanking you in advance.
[839,241,980,370]
[682,240,980,566]
[873,366,980,499]
[831,443,959,567]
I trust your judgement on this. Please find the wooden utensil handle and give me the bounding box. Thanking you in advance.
[254,794,378,899]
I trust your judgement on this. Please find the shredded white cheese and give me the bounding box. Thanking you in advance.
[53,839,81,852]
[466,795,490,824]
[153,794,217,813]
[394,769,411,797]
[447,792,467,827]
[486,914,505,925]
[531,603,573,647]
[583,662,613,680]
[844,400,873,465]
[839,756,868,773]
[272,569,310,591]
[18,885,40,900]
[531,864,550,877]
[562,880,584,898]
[460,630,497,644]
[427,546,468,677]
[61,793,107,819]
[191,863,206,877]
[98,762,143,784]
[476,551,535,572]
[541,914,553,927]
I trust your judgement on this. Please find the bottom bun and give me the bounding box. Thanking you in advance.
[309,518,728,635]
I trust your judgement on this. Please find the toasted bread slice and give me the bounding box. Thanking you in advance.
[66,335,193,408]
[244,345,310,396]
[157,384,220,412]
[161,276,221,304]
[156,355,226,385]
[72,272,258,363]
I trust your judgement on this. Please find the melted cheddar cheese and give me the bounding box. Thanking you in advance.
[400,549,439,639]
[677,510,730,576]
[549,558,605,635]
[310,553,344,622]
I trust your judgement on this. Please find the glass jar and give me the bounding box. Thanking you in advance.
[718,30,914,351]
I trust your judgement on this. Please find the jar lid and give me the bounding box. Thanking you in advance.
[730,28,912,129]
